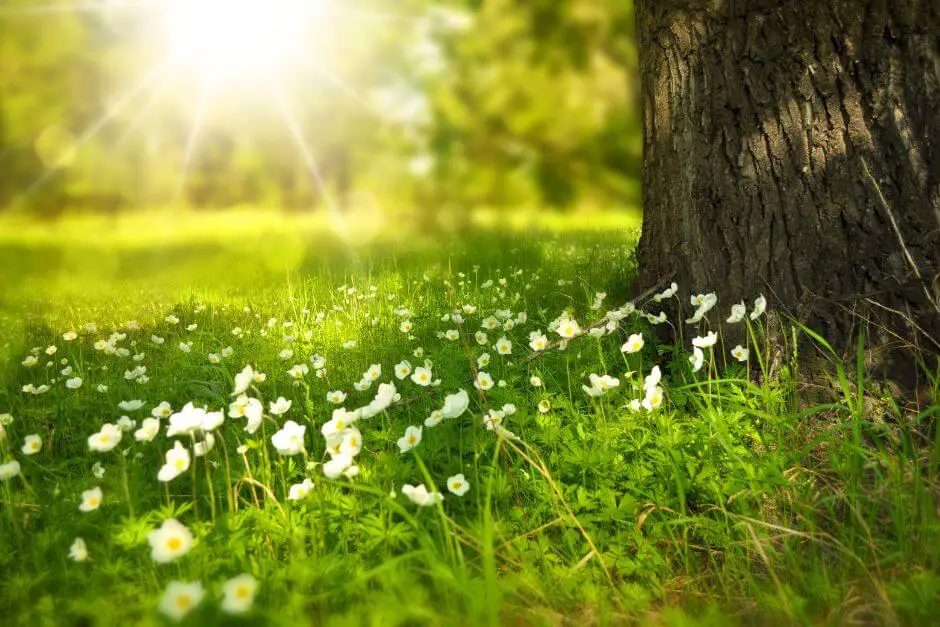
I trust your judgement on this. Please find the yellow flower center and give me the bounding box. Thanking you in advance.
[167,537,183,551]
[175,594,191,609]
[235,585,251,599]
[99,436,109,444]
[176,459,185,469]
[88,497,99,507]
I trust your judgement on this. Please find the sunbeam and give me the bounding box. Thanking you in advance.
[22,57,176,198]
[0,0,158,17]
[175,82,212,201]
[292,51,384,121]
[270,85,337,213]
[115,66,179,146]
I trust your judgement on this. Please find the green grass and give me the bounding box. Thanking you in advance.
[0,211,937,626]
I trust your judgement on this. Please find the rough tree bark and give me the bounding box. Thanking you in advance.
[632,0,940,352]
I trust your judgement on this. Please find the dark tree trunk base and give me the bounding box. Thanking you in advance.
[633,0,940,352]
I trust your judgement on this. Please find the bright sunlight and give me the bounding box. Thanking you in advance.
[164,0,322,77]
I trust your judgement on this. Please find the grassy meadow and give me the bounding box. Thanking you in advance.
[0,211,937,626]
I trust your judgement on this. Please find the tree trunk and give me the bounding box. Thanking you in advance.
[633,0,940,350]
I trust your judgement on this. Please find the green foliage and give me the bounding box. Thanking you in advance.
[0,213,937,625]
[0,0,640,215]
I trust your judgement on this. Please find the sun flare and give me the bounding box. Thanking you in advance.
[164,0,320,77]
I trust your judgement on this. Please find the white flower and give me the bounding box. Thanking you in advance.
[271,421,306,456]
[63,331,78,341]
[116,416,136,432]
[148,519,194,564]
[92,461,105,479]
[88,423,122,452]
[118,400,144,412]
[474,331,489,345]
[397,425,423,453]
[689,347,705,373]
[221,574,258,615]
[158,441,192,482]
[22,434,42,455]
[365,364,382,381]
[133,418,159,443]
[0,460,21,481]
[726,301,747,323]
[287,478,315,501]
[474,371,494,391]
[646,312,667,325]
[322,454,354,480]
[342,339,357,349]
[228,396,263,434]
[79,487,103,512]
[151,335,165,345]
[0,413,11,426]
[411,365,433,386]
[400,484,443,507]
[69,537,88,562]
[338,427,363,457]
[447,474,470,496]
[494,336,512,355]
[394,360,412,379]
[65,376,83,390]
[167,403,221,436]
[582,374,620,397]
[652,282,679,302]
[692,332,718,348]
[530,376,543,387]
[731,345,750,362]
[686,293,718,324]
[643,366,662,394]
[287,364,309,380]
[159,580,204,622]
[529,333,548,351]
[152,402,173,419]
[165,315,180,325]
[440,390,470,419]
[444,329,459,341]
[326,390,347,405]
[477,352,491,368]
[424,410,443,427]
[193,433,216,457]
[178,342,192,353]
[269,397,292,416]
[555,317,582,339]
[22,355,38,367]
[621,333,645,354]
[400,319,414,333]
[750,295,767,320]
[537,400,551,413]
[642,386,664,412]
[233,365,264,395]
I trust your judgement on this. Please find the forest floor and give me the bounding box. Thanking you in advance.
[0,210,937,626]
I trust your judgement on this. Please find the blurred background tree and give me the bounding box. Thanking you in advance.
[0,0,640,219]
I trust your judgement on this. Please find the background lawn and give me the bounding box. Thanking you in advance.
[0,211,937,625]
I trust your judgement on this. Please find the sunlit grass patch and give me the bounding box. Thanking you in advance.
[0,211,937,626]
